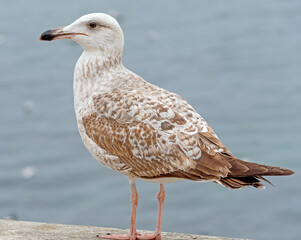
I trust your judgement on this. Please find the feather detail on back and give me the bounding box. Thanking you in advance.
[81,86,294,189]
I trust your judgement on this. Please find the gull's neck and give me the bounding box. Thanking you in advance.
[73,49,124,118]
[75,49,123,78]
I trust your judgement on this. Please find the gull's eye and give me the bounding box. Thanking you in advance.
[89,22,97,29]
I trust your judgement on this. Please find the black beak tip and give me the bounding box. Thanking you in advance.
[40,30,55,41]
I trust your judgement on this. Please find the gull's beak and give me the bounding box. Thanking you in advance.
[39,27,87,41]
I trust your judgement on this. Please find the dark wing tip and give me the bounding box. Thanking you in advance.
[283,169,295,175]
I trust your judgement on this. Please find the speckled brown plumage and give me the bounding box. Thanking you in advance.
[81,85,294,189]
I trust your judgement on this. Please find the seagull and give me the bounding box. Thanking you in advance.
[40,13,295,240]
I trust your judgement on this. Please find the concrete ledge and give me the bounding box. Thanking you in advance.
[0,220,250,240]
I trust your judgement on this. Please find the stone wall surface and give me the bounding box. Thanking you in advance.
[0,220,251,240]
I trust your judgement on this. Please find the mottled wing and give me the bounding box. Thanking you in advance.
[81,86,294,186]
[149,89,235,179]
[82,88,229,178]
[155,89,234,155]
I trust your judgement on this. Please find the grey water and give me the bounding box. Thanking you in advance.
[0,1,301,239]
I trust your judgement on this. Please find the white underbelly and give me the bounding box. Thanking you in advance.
[142,177,183,184]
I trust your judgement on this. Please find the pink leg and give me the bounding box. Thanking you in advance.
[129,182,139,238]
[97,183,166,240]
[137,184,165,240]
[97,182,139,240]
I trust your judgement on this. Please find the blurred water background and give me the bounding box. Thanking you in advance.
[1,1,301,239]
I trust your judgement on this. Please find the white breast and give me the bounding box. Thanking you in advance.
[73,52,132,175]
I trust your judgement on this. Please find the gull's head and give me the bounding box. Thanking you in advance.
[40,13,124,53]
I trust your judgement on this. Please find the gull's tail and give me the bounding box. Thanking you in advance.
[140,152,294,190]
[218,158,295,189]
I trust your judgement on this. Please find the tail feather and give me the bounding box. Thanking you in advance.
[218,158,294,189]
[227,158,295,177]
[218,176,265,189]
[141,152,294,190]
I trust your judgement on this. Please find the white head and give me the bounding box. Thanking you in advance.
[40,13,124,56]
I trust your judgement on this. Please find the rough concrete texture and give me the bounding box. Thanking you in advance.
[0,220,250,240]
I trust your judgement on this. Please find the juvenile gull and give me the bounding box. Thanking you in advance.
[40,13,294,240]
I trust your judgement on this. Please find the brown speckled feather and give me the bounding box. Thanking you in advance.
[82,87,294,188]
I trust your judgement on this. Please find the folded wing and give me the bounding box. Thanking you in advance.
[82,88,294,188]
